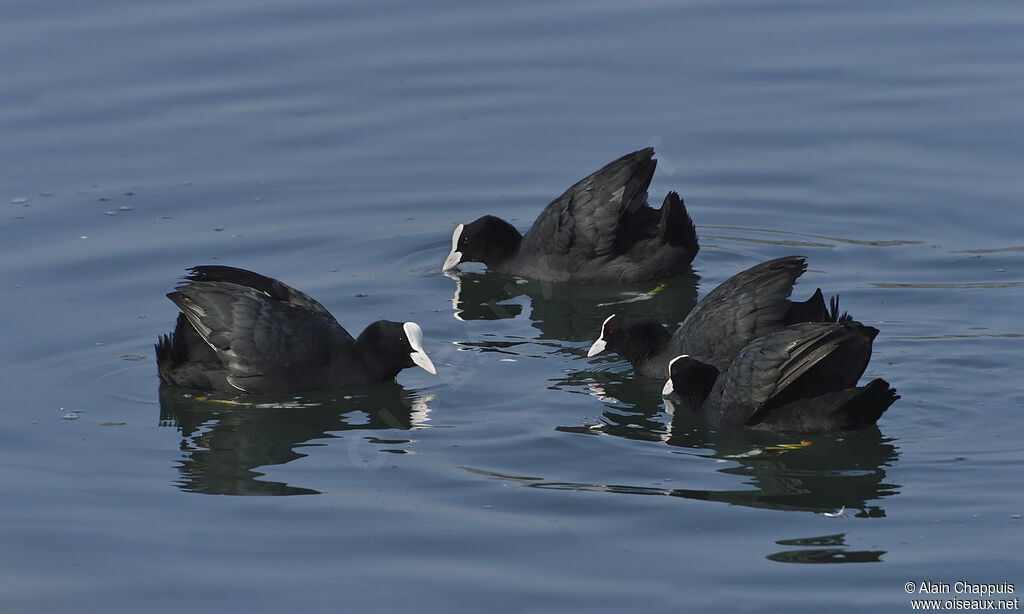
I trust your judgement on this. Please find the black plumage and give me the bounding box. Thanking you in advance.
[155,266,436,393]
[442,148,698,282]
[663,321,898,432]
[587,256,843,377]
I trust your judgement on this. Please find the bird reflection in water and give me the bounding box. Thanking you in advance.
[446,269,698,343]
[157,383,434,496]
[545,369,901,522]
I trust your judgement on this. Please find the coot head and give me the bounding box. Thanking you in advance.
[587,313,671,364]
[443,215,523,272]
[662,354,719,400]
[357,321,437,377]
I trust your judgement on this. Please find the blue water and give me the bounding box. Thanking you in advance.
[2,1,1022,612]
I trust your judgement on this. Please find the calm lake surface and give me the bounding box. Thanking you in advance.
[2,1,1022,611]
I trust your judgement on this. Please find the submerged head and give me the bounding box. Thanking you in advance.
[442,215,523,272]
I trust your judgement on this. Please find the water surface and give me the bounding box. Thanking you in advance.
[2,1,1022,612]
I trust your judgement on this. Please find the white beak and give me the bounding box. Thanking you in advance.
[442,251,462,272]
[662,354,688,396]
[411,350,437,375]
[587,314,615,357]
[404,322,437,375]
[442,224,464,272]
[661,377,674,396]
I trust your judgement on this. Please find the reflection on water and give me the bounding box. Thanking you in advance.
[447,269,698,342]
[451,265,903,536]
[701,225,923,248]
[548,368,900,524]
[690,426,899,517]
[158,383,434,495]
[553,371,671,443]
[871,281,1024,289]
[768,533,886,564]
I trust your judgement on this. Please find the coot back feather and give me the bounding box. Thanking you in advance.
[442,148,698,282]
[156,266,436,393]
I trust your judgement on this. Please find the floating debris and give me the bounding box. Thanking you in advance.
[192,396,321,409]
[724,440,812,459]
[597,283,667,307]
[119,354,146,361]
[765,440,813,451]
[10,197,28,204]
[724,448,764,459]
[100,421,126,426]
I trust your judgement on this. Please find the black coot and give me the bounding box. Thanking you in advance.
[663,320,899,432]
[155,266,436,393]
[587,256,845,377]
[442,148,698,282]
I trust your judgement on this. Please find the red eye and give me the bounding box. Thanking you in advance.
[607,328,615,335]
[398,337,406,345]
[462,237,470,244]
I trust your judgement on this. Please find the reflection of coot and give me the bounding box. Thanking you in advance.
[449,270,698,343]
[442,148,698,282]
[667,403,900,515]
[767,534,886,564]
[551,371,900,517]
[158,383,432,496]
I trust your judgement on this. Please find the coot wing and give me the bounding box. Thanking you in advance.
[168,278,354,392]
[671,256,807,368]
[185,265,332,316]
[519,148,657,262]
[705,321,875,426]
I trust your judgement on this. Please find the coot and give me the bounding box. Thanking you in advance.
[155,266,436,393]
[587,256,845,377]
[442,148,698,282]
[663,320,898,432]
